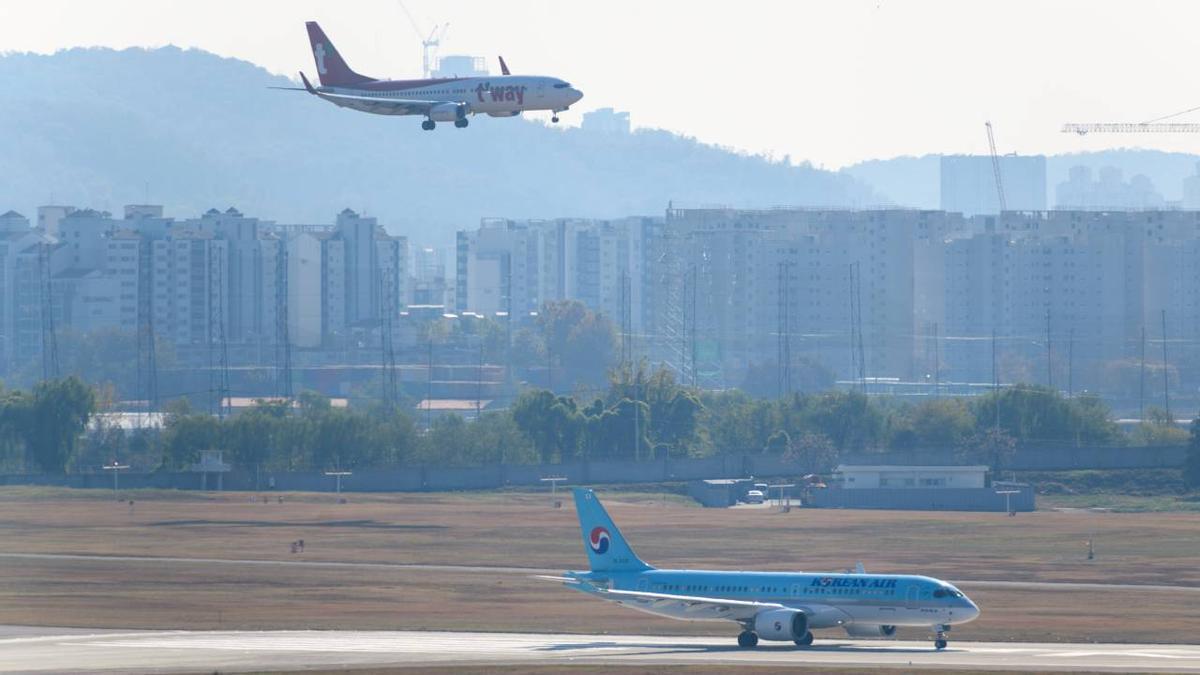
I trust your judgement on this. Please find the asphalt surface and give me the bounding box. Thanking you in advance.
[2,626,1199,673]
[5,551,1199,594]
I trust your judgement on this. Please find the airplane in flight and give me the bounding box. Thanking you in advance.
[539,489,980,650]
[293,22,583,130]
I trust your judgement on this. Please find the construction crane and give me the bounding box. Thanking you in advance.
[985,121,1007,212]
[1062,123,1200,135]
[1063,102,1200,135]
[397,0,449,78]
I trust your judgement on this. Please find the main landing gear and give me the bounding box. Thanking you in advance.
[736,630,758,649]
[454,118,469,128]
[794,631,814,647]
[421,120,435,131]
[934,624,949,650]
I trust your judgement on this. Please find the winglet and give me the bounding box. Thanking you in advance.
[299,71,316,94]
[499,56,511,76]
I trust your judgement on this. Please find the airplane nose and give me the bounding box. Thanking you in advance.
[570,88,584,104]
[960,600,980,623]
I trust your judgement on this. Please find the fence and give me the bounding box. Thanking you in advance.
[0,445,1185,494]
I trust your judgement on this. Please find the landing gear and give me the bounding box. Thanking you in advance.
[551,115,560,123]
[934,624,949,650]
[421,120,436,131]
[454,118,469,129]
[794,631,814,647]
[737,630,759,649]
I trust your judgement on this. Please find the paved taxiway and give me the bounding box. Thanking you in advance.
[3,627,1200,673]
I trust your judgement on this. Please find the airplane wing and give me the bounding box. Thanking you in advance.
[310,90,447,116]
[534,576,784,621]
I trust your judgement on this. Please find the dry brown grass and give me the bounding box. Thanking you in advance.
[1,487,1197,644]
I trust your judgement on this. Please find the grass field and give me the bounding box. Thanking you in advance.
[1,487,1197,644]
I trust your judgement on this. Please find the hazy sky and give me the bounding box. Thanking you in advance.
[3,0,1198,168]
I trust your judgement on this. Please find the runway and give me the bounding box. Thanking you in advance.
[3,626,1200,673]
[4,552,1199,594]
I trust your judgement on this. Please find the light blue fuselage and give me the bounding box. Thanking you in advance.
[567,569,978,630]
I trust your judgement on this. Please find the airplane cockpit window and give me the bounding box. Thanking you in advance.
[554,82,571,89]
[933,587,963,599]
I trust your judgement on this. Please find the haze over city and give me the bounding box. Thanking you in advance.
[3,0,1200,167]
[2,3,1200,673]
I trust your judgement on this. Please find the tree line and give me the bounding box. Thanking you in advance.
[4,372,1200,491]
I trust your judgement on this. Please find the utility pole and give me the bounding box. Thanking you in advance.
[1161,309,1171,422]
[425,337,434,428]
[1070,326,1080,398]
[690,264,698,388]
[933,322,940,399]
[992,328,1000,432]
[39,242,59,381]
[276,240,293,400]
[1045,309,1053,391]
[1140,324,1147,420]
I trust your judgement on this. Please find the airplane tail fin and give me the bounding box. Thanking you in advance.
[573,488,652,574]
[305,21,374,87]
[499,56,511,76]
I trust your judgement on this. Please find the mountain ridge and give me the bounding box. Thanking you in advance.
[0,46,879,244]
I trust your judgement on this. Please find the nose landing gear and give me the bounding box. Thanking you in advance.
[934,624,949,650]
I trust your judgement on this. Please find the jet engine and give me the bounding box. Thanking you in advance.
[429,102,469,122]
[753,608,809,642]
[843,624,897,638]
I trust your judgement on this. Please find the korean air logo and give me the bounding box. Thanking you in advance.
[314,43,328,75]
[589,526,611,554]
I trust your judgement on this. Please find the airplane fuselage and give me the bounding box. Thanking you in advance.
[315,75,582,118]
[571,569,978,630]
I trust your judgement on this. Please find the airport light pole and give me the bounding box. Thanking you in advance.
[102,461,130,500]
[540,476,567,508]
[325,471,352,501]
[995,489,1019,516]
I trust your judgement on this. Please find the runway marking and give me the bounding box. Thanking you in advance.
[5,629,1200,673]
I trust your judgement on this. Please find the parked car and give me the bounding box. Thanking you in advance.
[745,489,765,504]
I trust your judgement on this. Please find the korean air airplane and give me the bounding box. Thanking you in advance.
[540,489,979,650]
[290,22,583,131]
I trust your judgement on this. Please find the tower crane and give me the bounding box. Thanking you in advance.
[1063,103,1200,135]
[985,121,1007,212]
[397,0,449,78]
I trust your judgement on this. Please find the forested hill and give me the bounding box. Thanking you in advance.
[0,47,878,242]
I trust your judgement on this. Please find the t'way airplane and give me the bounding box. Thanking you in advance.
[293,21,583,130]
[540,489,980,650]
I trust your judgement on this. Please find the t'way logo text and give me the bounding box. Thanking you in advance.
[475,83,526,105]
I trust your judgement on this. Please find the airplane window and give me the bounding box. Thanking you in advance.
[554,83,570,88]
[933,589,947,598]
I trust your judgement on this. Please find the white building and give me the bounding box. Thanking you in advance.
[834,465,988,489]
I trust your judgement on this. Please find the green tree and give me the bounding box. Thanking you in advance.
[784,431,839,474]
[162,412,221,469]
[538,300,617,387]
[15,377,97,473]
[1185,415,1200,491]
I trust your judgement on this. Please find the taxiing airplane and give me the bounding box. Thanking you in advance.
[292,22,583,130]
[539,488,980,650]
